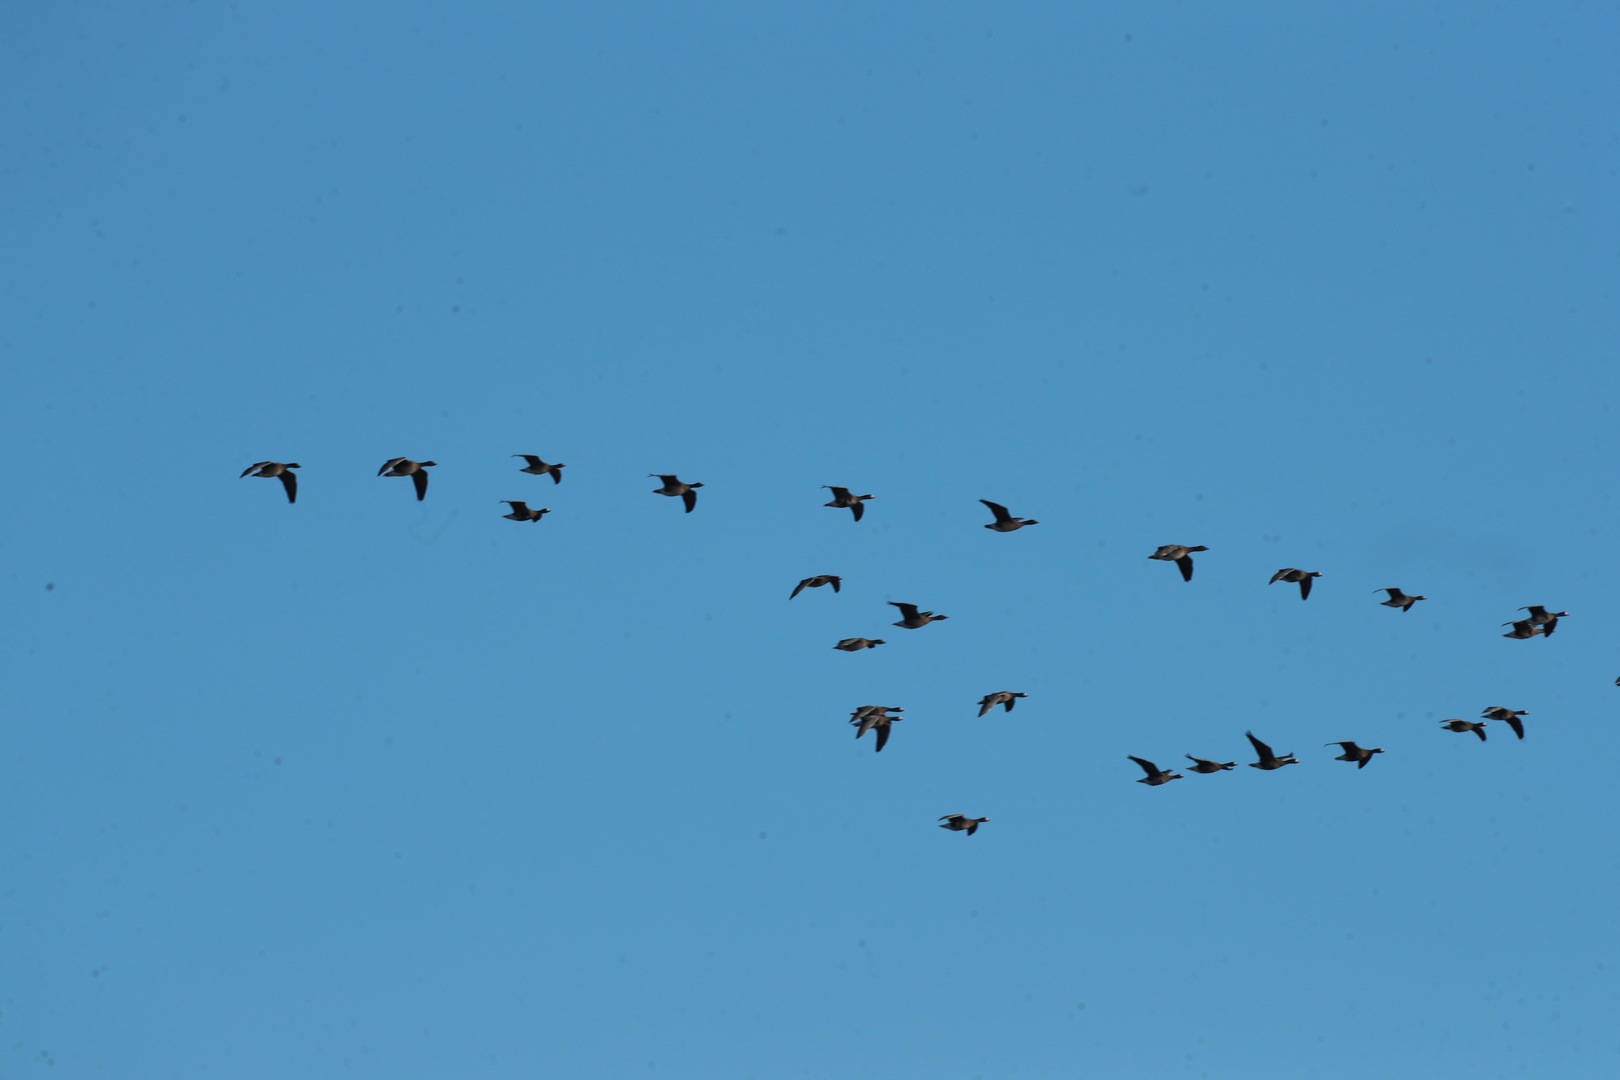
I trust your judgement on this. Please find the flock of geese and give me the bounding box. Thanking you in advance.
[241,454,1569,838]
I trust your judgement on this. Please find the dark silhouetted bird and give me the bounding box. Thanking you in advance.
[1129,756,1184,785]
[240,461,299,503]
[1520,606,1568,636]
[1269,568,1323,600]
[1185,755,1236,773]
[976,691,1027,716]
[980,499,1038,532]
[833,637,885,651]
[822,486,874,522]
[1441,719,1488,741]
[649,474,703,512]
[513,455,566,483]
[1245,731,1299,770]
[890,602,949,629]
[378,458,436,501]
[790,575,842,599]
[1376,588,1426,612]
[1502,620,1543,640]
[500,501,550,522]
[850,706,903,752]
[1481,706,1527,740]
[1149,545,1208,582]
[1326,741,1384,768]
[938,814,990,835]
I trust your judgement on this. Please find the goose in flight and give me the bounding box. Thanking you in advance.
[889,602,949,629]
[378,458,436,501]
[980,499,1038,532]
[1245,731,1299,770]
[513,455,566,483]
[938,814,990,835]
[1269,568,1323,600]
[500,501,550,522]
[1149,545,1208,582]
[1481,706,1527,740]
[790,575,842,599]
[1326,741,1384,768]
[822,487,874,522]
[1376,588,1426,612]
[833,637,885,651]
[1184,755,1236,773]
[1440,719,1488,741]
[1129,756,1184,786]
[976,691,1027,716]
[240,461,299,504]
[650,474,703,513]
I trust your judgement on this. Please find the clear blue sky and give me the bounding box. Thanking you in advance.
[4,2,1618,1077]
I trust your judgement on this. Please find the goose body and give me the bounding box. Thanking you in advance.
[1185,755,1236,773]
[976,691,1027,716]
[500,500,550,522]
[1245,731,1299,770]
[513,455,566,483]
[938,814,990,835]
[1326,741,1384,768]
[650,474,703,513]
[1149,544,1208,582]
[790,575,842,599]
[1129,756,1184,785]
[1441,719,1488,741]
[1481,707,1527,739]
[378,458,437,501]
[850,706,903,752]
[1377,588,1426,612]
[240,461,300,503]
[1269,568,1323,600]
[833,637,885,651]
[980,499,1038,532]
[890,602,949,629]
[1502,620,1543,640]
[822,486,874,522]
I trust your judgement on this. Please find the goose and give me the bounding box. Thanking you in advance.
[1184,755,1236,773]
[889,602,949,629]
[1326,741,1384,768]
[650,474,703,513]
[790,575,842,599]
[1149,545,1208,582]
[832,637,885,651]
[1440,719,1488,741]
[500,500,550,522]
[822,486,874,522]
[240,461,299,504]
[1376,588,1426,612]
[1245,731,1299,770]
[1481,707,1527,740]
[938,814,990,835]
[1129,756,1184,786]
[1520,606,1568,636]
[513,455,566,483]
[1501,620,1543,640]
[850,706,903,752]
[980,499,1038,532]
[378,458,436,501]
[1269,568,1323,600]
[976,691,1028,716]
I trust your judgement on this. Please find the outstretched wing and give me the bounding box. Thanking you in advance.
[1505,716,1525,740]
[279,470,297,504]
[1176,555,1194,582]
[379,458,405,476]
[682,489,697,513]
[412,469,429,501]
[978,697,994,717]
[829,577,841,593]
[850,501,864,522]
[1299,576,1313,600]
[1269,569,1290,584]
[240,461,270,478]
[980,499,1012,522]
[889,602,920,619]
[1128,755,1159,777]
[826,486,852,501]
[1246,731,1273,760]
[790,579,810,599]
[874,722,891,752]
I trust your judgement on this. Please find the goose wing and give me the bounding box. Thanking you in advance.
[379,458,406,476]
[279,470,297,504]
[412,469,430,501]
[682,488,698,513]
[1176,555,1195,581]
[240,461,272,478]
[1245,731,1275,761]
[1128,755,1161,778]
[889,602,920,619]
[980,499,1013,523]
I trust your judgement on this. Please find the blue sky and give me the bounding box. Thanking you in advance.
[3,2,1618,1077]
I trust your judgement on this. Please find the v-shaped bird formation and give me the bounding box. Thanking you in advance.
[240,454,1576,837]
